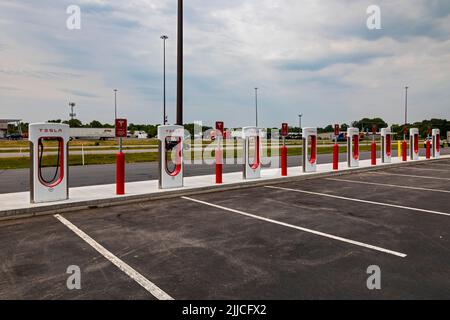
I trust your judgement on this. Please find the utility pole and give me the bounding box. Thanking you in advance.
[255,88,258,127]
[404,86,409,140]
[114,89,118,120]
[298,114,303,134]
[161,35,168,125]
[176,0,183,126]
[404,86,409,125]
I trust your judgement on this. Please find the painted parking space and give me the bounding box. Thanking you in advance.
[0,216,152,300]
[55,197,410,299]
[1,158,450,299]
[273,174,450,214]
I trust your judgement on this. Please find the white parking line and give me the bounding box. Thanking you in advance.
[325,178,450,194]
[265,186,450,217]
[405,167,449,172]
[370,171,450,181]
[54,214,174,300]
[182,196,407,258]
[417,163,450,168]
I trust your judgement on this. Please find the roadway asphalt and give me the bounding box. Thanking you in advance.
[0,148,448,194]
[0,158,449,299]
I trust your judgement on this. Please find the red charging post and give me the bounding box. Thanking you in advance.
[215,121,224,184]
[280,123,288,176]
[333,124,339,170]
[402,126,408,162]
[371,124,377,166]
[115,118,127,195]
[426,127,431,160]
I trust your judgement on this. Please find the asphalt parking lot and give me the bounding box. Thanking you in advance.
[0,158,449,299]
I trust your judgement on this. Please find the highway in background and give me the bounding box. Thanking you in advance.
[1,148,448,194]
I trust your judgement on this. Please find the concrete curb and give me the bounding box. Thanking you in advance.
[0,157,446,221]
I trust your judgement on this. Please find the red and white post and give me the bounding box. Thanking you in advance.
[280,123,288,176]
[215,121,224,184]
[333,124,339,170]
[371,125,377,166]
[115,118,127,195]
[426,128,431,160]
[402,127,408,162]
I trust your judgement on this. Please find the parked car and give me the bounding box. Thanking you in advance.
[6,133,23,140]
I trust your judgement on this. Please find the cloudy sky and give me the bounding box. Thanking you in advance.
[0,0,449,128]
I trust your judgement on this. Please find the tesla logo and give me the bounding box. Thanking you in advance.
[39,129,63,133]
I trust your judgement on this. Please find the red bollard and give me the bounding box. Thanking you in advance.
[116,152,125,195]
[426,140,431,160]
[281,145,287,176]
[371,141,377,165]
[333,144,339,170]
[215,149,223,184]
[402,140,407,162]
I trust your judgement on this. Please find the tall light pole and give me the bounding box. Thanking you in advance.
[298,114,303,134]
[161,35,168,125]
[114,89,118,120]
[69,102,76,120]
[254,88,258,127]
[176,0,183,126]
[404,86,409,140]
[404,86,409,125]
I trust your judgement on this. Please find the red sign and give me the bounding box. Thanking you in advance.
[372,124,377,134]
[334,124,340,136]
[427,127,431,135]
[215,121,224,135]
[404,127,408,135]
[115,119,127,138]
[281,123,289,137]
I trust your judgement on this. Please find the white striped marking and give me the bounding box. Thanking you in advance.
[370,171,450,181]
[265,186,450,217]
[54,214,173,300]
[417,163,450,168]
[405,167,449,173]
[182,196,406,258]
[325,178,450,194]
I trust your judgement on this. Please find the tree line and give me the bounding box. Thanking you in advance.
[9,118,450,139]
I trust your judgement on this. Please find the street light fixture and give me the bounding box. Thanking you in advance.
[161,35,168,125]
[69,102,76,120]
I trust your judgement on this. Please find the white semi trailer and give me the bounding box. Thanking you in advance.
[70,128,115,140]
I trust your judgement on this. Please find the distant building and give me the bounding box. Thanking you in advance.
[0,119,22,138]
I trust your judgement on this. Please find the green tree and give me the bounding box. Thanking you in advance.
[63,119,83,128]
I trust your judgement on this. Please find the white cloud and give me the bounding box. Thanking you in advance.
[0,0,449,127]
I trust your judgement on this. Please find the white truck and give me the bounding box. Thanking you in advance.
[70,128,115,140]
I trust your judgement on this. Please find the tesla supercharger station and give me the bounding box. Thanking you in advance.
[158,125,184,189]
[409,128,420,161]
[381,128,392,163]
[347,127,360,167]
[432,129,441,159]
[29,123,70,203]
[302,127,317,173]
[242,126,261,179]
